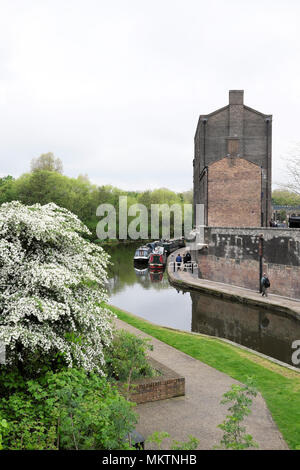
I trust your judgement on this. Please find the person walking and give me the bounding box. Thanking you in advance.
[183,251,191,271]
[261,272,270,297]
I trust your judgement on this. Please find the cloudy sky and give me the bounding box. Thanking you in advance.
[0,0,300,191]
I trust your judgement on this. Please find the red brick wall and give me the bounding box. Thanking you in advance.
[129,358,185,404]
[130,377,185,404]
[198,255,300,298]
[208,157,261,227]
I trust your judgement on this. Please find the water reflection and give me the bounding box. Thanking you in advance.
[149,270,164,283]
[106,243,170,293]
[190,291,300,365]
[105,242,192,331]
[104,243,300,366]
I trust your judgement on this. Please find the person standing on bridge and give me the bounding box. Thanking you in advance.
[261,272,270,297]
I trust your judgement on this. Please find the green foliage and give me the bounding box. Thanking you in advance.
[14,171,100,225]
[277,209,287,222]
[146,431,199,450]
[0,176,16,204]
[216,379,258,450]
[0,164,193,240]
[0,367,138,450]
[0,418,9,450]
[104,329,156,383]
[111,306,300,449]
[272,189,300,206]
[31,153,63,173]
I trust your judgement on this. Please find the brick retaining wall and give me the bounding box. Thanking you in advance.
[129,358,185,404]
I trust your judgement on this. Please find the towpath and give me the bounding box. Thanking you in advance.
[168,250,300,319]
[114,317,288,450]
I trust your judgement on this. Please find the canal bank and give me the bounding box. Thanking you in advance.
[107,304,300,449]
[105,242,300,367]
[113,315,288,450]
[168,249,300,321]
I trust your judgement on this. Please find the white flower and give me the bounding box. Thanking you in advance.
[0,201,115,373]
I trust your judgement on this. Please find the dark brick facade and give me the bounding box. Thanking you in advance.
[193,90,272,227]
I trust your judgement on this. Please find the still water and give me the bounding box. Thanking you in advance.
[105,243,300,367]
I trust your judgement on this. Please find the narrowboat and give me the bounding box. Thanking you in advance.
[149,246,167,269]
[161,237,185,255]
[289,216,300,228]
[146,240,163,251]
[133,245,152,263]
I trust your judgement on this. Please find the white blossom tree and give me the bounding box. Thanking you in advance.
[0,201,114,373]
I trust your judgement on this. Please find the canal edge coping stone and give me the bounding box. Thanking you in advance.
[109,303,300,375]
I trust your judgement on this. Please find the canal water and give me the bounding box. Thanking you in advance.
[105,243,300,367]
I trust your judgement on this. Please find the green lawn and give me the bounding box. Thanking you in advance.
[107,304,300,450]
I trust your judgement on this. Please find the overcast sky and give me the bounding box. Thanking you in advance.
[0,0,300,192]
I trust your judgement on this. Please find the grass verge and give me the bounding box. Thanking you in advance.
[107,303,300,450]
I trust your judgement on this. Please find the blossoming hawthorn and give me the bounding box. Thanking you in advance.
[0,201,114,373]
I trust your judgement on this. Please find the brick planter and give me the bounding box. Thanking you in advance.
[129,358,185,404]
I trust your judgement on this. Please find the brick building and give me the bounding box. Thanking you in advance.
[193,90,272,227]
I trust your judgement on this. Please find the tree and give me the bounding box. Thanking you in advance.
[216,380,258,450]
[0,176,16,204]
[0,201,114,374]
[272,189,300,206]
[14,171,99,227]
[276,143,300,195]
[31,152,63,174]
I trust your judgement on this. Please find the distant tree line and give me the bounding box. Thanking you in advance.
[0,153,193,241]
[272,189,300,206]
[6,153,300,238]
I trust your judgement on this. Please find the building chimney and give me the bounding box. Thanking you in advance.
[228,90,244,139]
[229,90,244,105]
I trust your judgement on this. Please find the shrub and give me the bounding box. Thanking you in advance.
[0,368,138,450]
[216,379,258,450]
[0,201,114,375]
[0,418,9,450]
[104,329,156,383]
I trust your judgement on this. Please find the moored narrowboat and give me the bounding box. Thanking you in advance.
[149,246,167,269]
[133,245,152,263]
[161,237,185,255]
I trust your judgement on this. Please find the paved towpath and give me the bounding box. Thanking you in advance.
[114,317,288,450]
[168,250,300,320]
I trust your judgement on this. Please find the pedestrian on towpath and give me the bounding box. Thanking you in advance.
[176,253,182,271]
[261,272,270,297]
[183,251,192,271]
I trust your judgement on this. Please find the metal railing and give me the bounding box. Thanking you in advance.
[169,261,198,274]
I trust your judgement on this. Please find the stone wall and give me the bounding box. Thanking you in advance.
[197,227,300,298]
